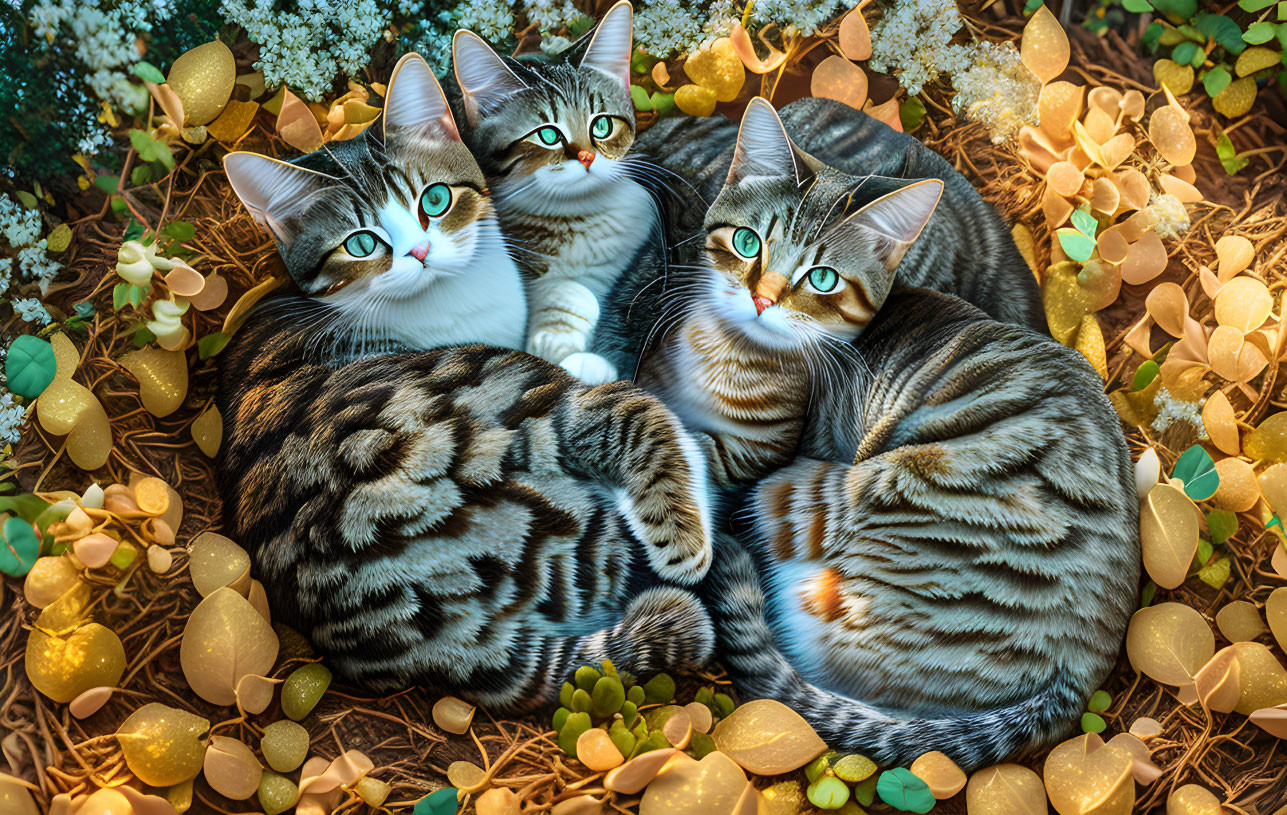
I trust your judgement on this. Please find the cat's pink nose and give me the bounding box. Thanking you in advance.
[577,149,595,170]
[409,241,430,261]
[753,294,774,315]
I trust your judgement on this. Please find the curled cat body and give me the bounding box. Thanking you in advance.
[448,1,677,382]
[634,94,1045,332]
[217,53,716,708]
[637,100,1138,769]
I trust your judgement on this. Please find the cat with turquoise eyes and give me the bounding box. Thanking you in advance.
[449,1,670,383]
[217,53,718,708]
[636,99,1138,769]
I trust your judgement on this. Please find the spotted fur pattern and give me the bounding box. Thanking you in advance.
[702,291,1138,769]
[217,314,716,706]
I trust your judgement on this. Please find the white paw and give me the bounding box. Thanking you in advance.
[560,352,619,384]
[528,329,585,366]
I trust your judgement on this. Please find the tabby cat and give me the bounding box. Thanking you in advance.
[639,100,1139,768]
[218,53,716,707]
[635,95,1045,332]
[450,1,667,382]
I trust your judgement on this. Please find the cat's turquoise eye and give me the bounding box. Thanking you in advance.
[591,115,613,140]
[420,183,452,219]
[808,266,840,293]
[344,231,378,258]
[731,227,761,259]
[536,126,562,146]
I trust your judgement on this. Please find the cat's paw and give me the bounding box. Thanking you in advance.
[560,352,618,384]
[527,328,586,366]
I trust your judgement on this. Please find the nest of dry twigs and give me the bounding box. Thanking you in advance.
[5,3,1287,814]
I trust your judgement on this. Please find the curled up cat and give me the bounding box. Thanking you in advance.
[449,1,679,383]
[217,52,716,709]
[637,99,1140,769]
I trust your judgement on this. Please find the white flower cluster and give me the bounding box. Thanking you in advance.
[221,0,392,101]
[634,0,709,57]
[0,390,24,447]
[1148,192,1191,239]
[524,0,579,33]
[13,298,53,326]
[949,40,1038,143]
[749,0,856,38]
[0,195,62,293]
[29,0,150,113]
[1153,387,1205,436]
[453,0,515,43]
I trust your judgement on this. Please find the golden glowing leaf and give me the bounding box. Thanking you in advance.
[909,751,965,799]
[1208,326,1268,383]
[1215,235,1254,282]
[204,736,263,801]
[1249,704,1287,739]
[1214,277,1273,333]
[1268,588,1287,652]
[25,623,126,703]
[604,748,683,795]
[1021,4,1069,84]
[964,763,1046,815]
[1091,177,1120,217]
[1216,601,1265,643]
[1148,105,1196,166]
[811,56,869,111]
[641,751,753,815]
[1127,602,1214,686]
[1202,391,1239,456]
[1145,282,1188,338]
[1229,641,1287,714]
[277,88,324,153]
[1038,81,1083,138]
[1041,261,1120,346]
[1042,733,1134,815]
[674,84,718,117]
[1212,77,1257,117]
[1140,483,1199,590]
[711,699,827,775]
[1158,173,1202,203]
[192,403,223,458]
[1167,785,1223,815]
[1211,457,1258,512]
[167,41,235,126]
[189,531,252,597]
[1075,314,1107,380]
[1152,59,1194,95]
[1121,231,1168,286]
[683,38,744,102]
[120,347,189,418]
[117,703,210,787]
[1235,46,1280,77]
[180,587,279,706]
[838,7,872,61]
[1046,161,1083,198]
[1192,647,1241,713]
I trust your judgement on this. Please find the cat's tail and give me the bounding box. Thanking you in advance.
[707,534,1084,772]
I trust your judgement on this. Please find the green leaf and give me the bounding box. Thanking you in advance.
[132,325,155,348]
[630,84,652,111]
[1195,538,1214,569]
[1177,23,1206,41]
[1088,690,1112,713]
[1217,132,1249,173]
[899,96,926,133]
[0,516,40,577]
[131,165,153,186]
[1081,712,1108,733]
[0,493,53,524]
[94,175,121,194]
[1071,208,1098,238]
[630,50,660,75]
[1141,580,1158,608]
[15,190,38,209]
[129,128,155,159]
[1196,12,1246,54]
[1025,0,1045,12]
[1124,0,1154,11]
[650,91,676,117]
[1133,360,1160,390]
[1243,21,1279,44]
[876,768,935,814]
[1143,21,1165,50]
[1199,556,1231,588]
[413,787,458,815]
[113,283,130,311]
[162,220,196,243]
[1240,0,1277,9]
[132,61,166,84]
[1280,0,1287,21]
[1203,65,1232,96]
[5,335,58,399]
[127,284,145,308]
[1207,509,1238,544]
[1154,0,1198,21]
[1172,40,1201,66]
[1056,228,1096,263]
[123,218,145,242]
[1172,445,1219,501]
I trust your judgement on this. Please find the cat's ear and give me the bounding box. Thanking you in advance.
[383,52,460,140]
[843,179,944,270]
[727,97,812,187]
[453,30,529,126]
[580,1,632,92]
[223,152,337,246]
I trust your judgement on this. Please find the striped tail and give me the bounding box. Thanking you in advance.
[705,533,1084,771]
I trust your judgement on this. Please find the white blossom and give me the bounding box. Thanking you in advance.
[13,298,52,326]
[0,391,24,446]
[0,196,42,248]
[1152,387,1204,436]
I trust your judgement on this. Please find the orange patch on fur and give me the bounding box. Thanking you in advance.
[801,568,844,622]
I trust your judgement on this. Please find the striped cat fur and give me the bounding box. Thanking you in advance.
[638,100,1138,769]
[217,54,716,708]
